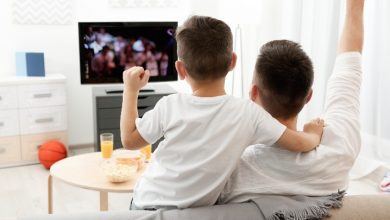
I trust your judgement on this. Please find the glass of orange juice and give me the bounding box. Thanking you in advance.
[100,133,113,159]
[140,144,152,162]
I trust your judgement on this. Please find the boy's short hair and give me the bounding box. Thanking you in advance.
[254,40,314,119]
[175,15,233,80]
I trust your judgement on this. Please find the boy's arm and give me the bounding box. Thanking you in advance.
[276,119,324,153]
[120,67,150,150]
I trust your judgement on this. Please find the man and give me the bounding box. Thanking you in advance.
[220,0,364,203]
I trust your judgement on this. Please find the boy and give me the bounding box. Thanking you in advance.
[120,15,323,210]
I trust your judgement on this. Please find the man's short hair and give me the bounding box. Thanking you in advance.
[254,40,314,119]
[175,15,233,80]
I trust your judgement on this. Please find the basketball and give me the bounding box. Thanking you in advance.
[38,140,67,169]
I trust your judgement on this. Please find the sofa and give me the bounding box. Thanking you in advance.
[19,194,390,220]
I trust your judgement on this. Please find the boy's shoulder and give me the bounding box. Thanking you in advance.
[160,94,259,110]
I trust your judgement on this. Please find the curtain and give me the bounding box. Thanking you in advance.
[360,0,390,163]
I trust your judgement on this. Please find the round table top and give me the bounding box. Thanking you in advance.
[50,152,146,193]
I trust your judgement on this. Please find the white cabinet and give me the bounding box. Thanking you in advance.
[18,83,66,108]
[19,106,67,135]
[0,136,21,164]
[0,110,20,136]
[0,86,18,109]
[0,74,67,167]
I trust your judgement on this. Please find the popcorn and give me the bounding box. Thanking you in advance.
[103,162,137,183]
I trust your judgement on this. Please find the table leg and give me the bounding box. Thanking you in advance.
[100,191,108,211]
[48,175,53,214]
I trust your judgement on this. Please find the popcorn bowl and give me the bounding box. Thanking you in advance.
[101,149,144,183]
[102,161,137,183]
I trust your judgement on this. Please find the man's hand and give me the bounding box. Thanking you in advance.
[303,118,325,141]
[123,66,150,92]
[338,0,365,54]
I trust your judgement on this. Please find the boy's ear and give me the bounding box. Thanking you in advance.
[175,60,187,80]
[305,89,313,104]
[229,52,237,71]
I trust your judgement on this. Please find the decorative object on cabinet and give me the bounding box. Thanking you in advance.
[15,52,46,77]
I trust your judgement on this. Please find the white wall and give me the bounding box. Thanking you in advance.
[3,0,381,147]
[0,0,281,146]
[0,0,320,146]
[0,0,191,146]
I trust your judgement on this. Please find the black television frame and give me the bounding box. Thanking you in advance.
[78,22,178,85]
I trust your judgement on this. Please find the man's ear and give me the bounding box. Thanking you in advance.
[228,52,237,71]
[175,60,187,80]
[250,84,259,102]
[305,89,313,104]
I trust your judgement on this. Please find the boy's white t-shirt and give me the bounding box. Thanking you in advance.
[133,94,286,209]
[219,52,362,203]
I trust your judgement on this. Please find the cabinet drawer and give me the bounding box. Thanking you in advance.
[98,108,121,119]
[97,97,122,109]
[21,131,67,162]
[18,83,66,108]
[138,106,154,117]
[97,107,152,119]
[0,136,21,164]
[137,95,164,107]
[19,106,67,135]
[98,109,120,129]
[97,95,164,109]
[0,86,18,110]
[0,110,20,137]
[98,118,119,129]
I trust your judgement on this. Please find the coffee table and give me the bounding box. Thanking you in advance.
[48,152,146,214]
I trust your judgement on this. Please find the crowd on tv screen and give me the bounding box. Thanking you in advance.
[83,27,170,79]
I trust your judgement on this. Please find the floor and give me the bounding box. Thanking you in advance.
[0,147,386,220]
[0,147,131,220]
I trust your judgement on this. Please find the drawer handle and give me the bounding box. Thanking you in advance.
[0,96,2,101]
[35,118,54,123]
[138,96,147,100]
[0,122,3,127]
[33,93,52,99]
[0,147,5,154]
[138,106,148,110]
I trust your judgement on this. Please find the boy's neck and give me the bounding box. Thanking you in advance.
[191,78,226,97]
[277,116,298,131]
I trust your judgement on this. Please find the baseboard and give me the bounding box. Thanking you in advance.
[68,143,94,150]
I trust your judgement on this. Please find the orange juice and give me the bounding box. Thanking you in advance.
[140,144,152,161]
[101,141,113,158]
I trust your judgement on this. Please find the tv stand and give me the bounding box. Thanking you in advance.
[93,84,176,151]
[105,89,155,94]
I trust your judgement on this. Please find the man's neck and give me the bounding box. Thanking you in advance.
[191,78,226,97]
[277,116,298,131]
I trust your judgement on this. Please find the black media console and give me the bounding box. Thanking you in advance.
[92,84,176,151]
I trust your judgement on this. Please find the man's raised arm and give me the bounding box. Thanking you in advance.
[323,0,365,156]
[338,0,364,54]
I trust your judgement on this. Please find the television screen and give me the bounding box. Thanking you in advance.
[78,22,178,84]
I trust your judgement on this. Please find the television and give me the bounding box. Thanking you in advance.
[78,22,178,84]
